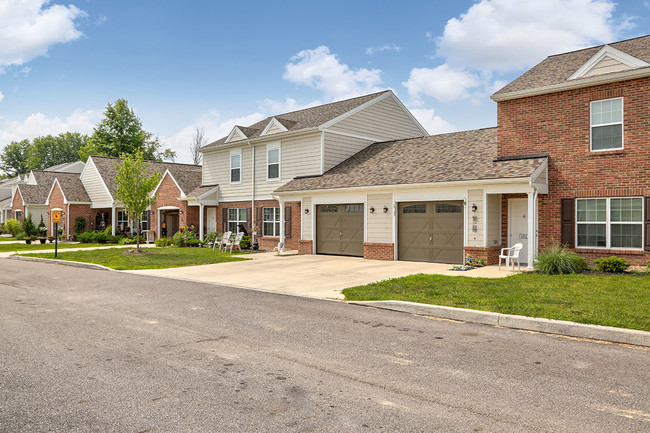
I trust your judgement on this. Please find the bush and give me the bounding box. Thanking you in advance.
[74,217,86,234]
[3,218,21,236]
[240,235,251,249]
[77,230,96,243]
[15,231,26,240]
[22,213,37,237]
[155,237,174,247]
[37,215,47,236]
[534,245,588,275]
[204,231,218,245]
[172,226,198,246]
[594,256,630,273]
[186,239,201,247]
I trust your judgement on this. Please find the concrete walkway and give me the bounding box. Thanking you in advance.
[126,251,513,300]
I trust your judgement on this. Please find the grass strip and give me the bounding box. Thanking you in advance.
[0,242,121,252]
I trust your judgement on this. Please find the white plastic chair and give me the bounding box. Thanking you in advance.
[273,241,285,254]
[499,242,523,272]
[226,232,244,253]
[215,231,231,251]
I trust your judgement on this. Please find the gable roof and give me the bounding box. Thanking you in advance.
[493,35,650,100]
[51,174,91,203]
[16,171,62,205]
[275,128,546,193]
[201,90,392,150]
[90,156,202,198]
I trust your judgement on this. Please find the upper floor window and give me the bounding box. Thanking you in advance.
[267,144,280,181]
[591,98,623,151]
[230,149,241,183]
[576,197,642,249]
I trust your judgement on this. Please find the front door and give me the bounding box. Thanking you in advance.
[206,207,217,233]
[508,199,528,264]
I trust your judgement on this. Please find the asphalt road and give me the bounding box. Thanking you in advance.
[0,258,648,432]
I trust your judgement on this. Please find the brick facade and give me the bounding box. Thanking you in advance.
[464,246,502,265]
[298,239,313,255]
[363,242,394,261]
[150,173,199,237]
[497,77,650,265]
[11,188,24,222]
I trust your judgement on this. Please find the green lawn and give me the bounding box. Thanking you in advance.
[343,273,650,332]
[0,242,120,252]
[23,247,249,270]
[0,236,18,242]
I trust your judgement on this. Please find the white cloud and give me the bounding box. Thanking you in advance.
[258,97,322,114]
[402,65,481,104]
[284,46,383,101]
[437,0,622,72]
[0,0,86,67]
[96,14,108,26]
[0,91,3,103]
[0,109,100,147]
[365,44,402,55]
[409,108,456,135]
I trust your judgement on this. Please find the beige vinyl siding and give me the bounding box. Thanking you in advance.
[264,121,284,135]
[327,96,424,141]
[202,146,252,202]
[80,158,112,207]
[254,132,321,199]
[486,194,501,247]
[366,193,393,243]
[227,129,246,142]
[583,56,632,77]
[302,197,312,240]
[467,189,483,247]
[323,132,374,172]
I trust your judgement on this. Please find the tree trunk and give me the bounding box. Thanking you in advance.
[136,217,141,251]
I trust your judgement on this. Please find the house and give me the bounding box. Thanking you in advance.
[272,35,650,267]
[198,90,427,248]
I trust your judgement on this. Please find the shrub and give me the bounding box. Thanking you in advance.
[204,231,218,245]
[4,218,21,236]
[172,226,198,246]
[155,237,174,247]
[74,217,86,234]
[240,235,251,249]
[38,215,47,236]
[534,245,588,275]
[187,239,201,247]
[594,256,630,273]
[77,230,96,243]
[120,237,132,245]
[22,213,37,237]
[15,231,26,240]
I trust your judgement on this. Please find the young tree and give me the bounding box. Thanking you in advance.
[114,151,161,251]
[189,127,205,165]
[79,99,176,162]
[0,139,31,176]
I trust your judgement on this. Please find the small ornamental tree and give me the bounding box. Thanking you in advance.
[114,151,161,251]
[22,213,37,238]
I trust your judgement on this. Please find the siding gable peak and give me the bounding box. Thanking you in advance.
[568,45,650,80]
[225,126,248,143]
[260,117,289,136]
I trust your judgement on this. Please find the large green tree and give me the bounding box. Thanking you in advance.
[114,151,161,251]
[0,139,31,176]
[80,99,176,162]
[28,133,88,170]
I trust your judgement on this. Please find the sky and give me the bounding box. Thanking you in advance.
[1,0,649,166]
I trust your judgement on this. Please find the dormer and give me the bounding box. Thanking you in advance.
[225,126,248,143]
[568,45,650,80]
[260,117,288,136]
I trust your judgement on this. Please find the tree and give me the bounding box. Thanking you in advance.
[114,151,161,251]
[0,140,31,176]
[79,99,176,162]
[189,127,205,165]
[28,133,88,170]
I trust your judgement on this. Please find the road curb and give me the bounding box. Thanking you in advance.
[348,300,650,347]
[9,255,113,272]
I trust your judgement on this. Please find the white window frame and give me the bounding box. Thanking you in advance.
[590,97,624,152]
[576,197,643,250]
[230,148,242,184]
[262,207,281,237]
[228,208,247,233]
[140,211,148,232]
[117,210,130,232]
[266,143,281,181]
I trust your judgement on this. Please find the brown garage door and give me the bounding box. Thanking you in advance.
[316,204,364,257]
[398,201,464,264]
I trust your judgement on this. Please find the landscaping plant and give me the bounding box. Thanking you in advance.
[38,215,47,237]
[74,217,86,234]
[22,213,37,238]
[534,245,587,275]
[3,218,22,236]
[594,256,631,273]
[154,237,173,247]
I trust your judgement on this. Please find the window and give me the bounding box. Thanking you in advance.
[345,204,363,213]
[228,208,247,233]
[403,204,426,214]
[230,149,241,183]
[591,98,623,151]
[319,205,338,213]
[577,197,642,248]
[117,210,129,232]
[267,144,280,180]
[262,207,280,237]
[436,203,462,213]
[140,211,149,231]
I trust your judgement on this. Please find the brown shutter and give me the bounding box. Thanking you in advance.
[645,197,650,251]
[222,208,228,233]
[284,206,292,239]
[561,198,575,248]
[245,208,252,234]
[256,207,263,237]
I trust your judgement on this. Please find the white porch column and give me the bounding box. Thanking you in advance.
[199,203,205,241]
[527,191,537,269]
[278,201,285,250]
[111,203,117,236]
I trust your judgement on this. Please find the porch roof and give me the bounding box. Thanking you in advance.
[276,128,547,193]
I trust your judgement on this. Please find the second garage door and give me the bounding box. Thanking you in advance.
[316,204,364,257]
[398,201,464,264]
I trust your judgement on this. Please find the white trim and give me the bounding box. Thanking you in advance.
[320,131,325,175]
[45,178,66,206]
[319,91,392,130]
[260,117,288,136]
[266,142,281,182]
[194,185,220,200]
[157,205,180,211]
[320,129,383,143]
[151,169,187,198]
[225,126,248,143]
[568,45,650,80]
[229,148,242,184]
[575,196,644,250]
[386,91,429,135]
[590,97,624,152]
[82,156,114,202]
[202,128,320,153]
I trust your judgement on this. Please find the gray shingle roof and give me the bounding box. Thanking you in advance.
[201,90,392,150]
[56,173,91,203]
[18,171,60,204]
[494,35,650,97]
[275,128,546,193]
[91,156,202,197]
[186,184,219,199]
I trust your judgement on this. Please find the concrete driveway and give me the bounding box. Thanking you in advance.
[126,251,511,300]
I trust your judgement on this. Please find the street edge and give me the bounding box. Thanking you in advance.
[347,300,650,347]
[9,255,113,271]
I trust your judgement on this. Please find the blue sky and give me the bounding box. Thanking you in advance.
[1,0,649,164]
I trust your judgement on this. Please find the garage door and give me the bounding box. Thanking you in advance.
[316,204,364,257]
[398,201,464,264]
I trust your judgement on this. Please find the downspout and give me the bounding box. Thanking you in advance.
[528,179,539,268]
[249,140,255,244]
[66,203,70,240]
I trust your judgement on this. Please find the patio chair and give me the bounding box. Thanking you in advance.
[499,243,523,272]
[273,241,284,254]
[226,232,244,253]
[215,231,231,251]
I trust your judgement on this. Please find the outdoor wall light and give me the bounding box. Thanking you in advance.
[472,203,478,212]
[369,206,375,213]
[383,205,389,213]
[179,210,184,214]
[304,208,309,214]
